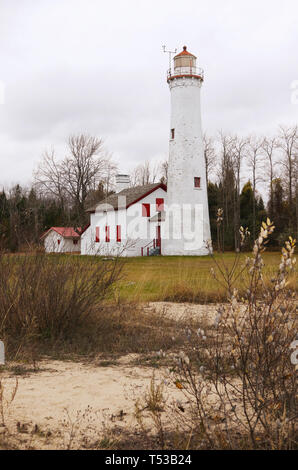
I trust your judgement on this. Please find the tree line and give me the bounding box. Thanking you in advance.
[0,125,297,252]
[204,125,297,249]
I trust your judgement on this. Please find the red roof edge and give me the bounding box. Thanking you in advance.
[80,223,90,235]
[88,183,167,214]
[126,183,167,210]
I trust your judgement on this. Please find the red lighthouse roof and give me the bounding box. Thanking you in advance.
[174,46,197,59]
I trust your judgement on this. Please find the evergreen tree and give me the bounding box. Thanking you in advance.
[207,182,220,244]
[240,181,267,247]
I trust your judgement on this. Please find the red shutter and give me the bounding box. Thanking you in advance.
[156,198,164,211]
[116,225,121,242]
[142,203,150,217]
[194,177,201,188]
[105,225,110,242]
[95,227,100,242]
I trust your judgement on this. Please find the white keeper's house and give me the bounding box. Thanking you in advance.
[81,45,211,257]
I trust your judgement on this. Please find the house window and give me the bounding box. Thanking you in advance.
[73,240,78,245]
[194,177,201,189]
[95,227,100,243]
[171,128,175,139]
[105,225,110,242]
[57,239,61,245]
[156,198,164,212]
[116,225,121,242]
[142,203,150,217]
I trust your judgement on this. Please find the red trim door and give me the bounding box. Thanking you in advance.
[156,225,161,253]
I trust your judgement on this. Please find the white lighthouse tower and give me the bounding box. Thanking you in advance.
[163,46,211,256]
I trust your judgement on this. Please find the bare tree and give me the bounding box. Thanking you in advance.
[34,148,66,209]
[160,159,168,185]
[93,152,117,197]
[35,134,116,225]
[261,136,278,218]
[294,137,298,240]
[278,125,298,208]
[203,133,217,183]
[217,132,236,250]
[247,136,263,241]
[231,135,249,249]
[151,161,161,184]
[66,135,114,214]
[130,160,161,187]
[130,161,149,187]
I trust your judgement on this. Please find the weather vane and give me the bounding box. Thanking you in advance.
[162,45,177,71]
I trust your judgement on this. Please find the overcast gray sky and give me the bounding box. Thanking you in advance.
[0,0,297,188]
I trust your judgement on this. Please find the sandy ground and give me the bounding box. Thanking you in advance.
[146,301,220,324]
[1,357,166,448]
[0,302,219,449]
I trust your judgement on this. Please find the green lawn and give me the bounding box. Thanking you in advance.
[5,251,296,304]
[116,251,297,303]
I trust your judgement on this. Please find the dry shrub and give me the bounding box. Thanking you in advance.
[0,253,187,360]
[162,283,227,304]
[135,374,167,449]
[0,253,123,358]
[136,219,297,449]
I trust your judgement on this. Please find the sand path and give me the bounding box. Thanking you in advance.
[0,302,218,448]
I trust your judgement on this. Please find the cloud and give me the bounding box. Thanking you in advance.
[0,0,297,186]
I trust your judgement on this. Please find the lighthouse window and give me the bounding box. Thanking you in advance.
[171,129,175,140]
[194,177,201,188]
